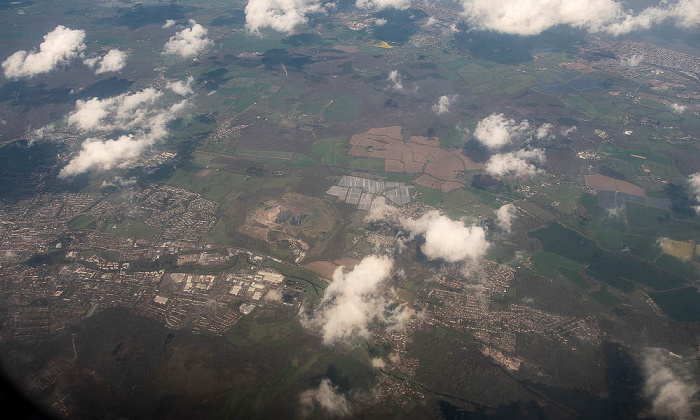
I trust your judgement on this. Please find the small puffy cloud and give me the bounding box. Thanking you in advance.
[433,95,456,115]
[474,113,531,150]
[495,203,517,233]
[670,103,687,114]
[101,176,137,189]
[621,54,644,67]
[643,348,699,420]
[357,0,411,10]
[485,148,546,178]
[163,20,213,58]
[426,16,439,27]
[168,76,194,96]
[404,211,490,263]
[163,19,176,29]
[366,197,398,223]
[460,0,700,36]
[245,0,326,34]
[388,69,403,91]
[299,378,350,417]
[371,358,386,369]
[535,123,553,140]
[375,18,388,26]
[688,173,700,213]
[561,125,577,136]
[2,25,86,79]
[264,288,283,301]
[301,255,411,345]
[84,49,128,74]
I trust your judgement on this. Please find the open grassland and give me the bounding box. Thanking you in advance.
[658,238,694,260]
[530,222,686,293]
[166,169,302,202]
[649,287,700,322]
[68,215,96,230]
[532,251,584,279]
[104,217,159,240]
[309,138,385,171]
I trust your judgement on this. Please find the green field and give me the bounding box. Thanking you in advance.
[626,202,700,242]
[532,183,584,214]
[322,96,359,124]
[309,138,384,171]
[224,149,316,167]
[530,222,686,292]
[532,251,584,279]
[105,217,159,240]
[68,215,96,230]
[649,287,700,321]
[232,82,270,113]
[442,188,497,219]
[166,169,302,200]
[413,184,443,206]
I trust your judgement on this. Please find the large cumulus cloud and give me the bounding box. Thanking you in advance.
[643,348,699,420]
[357,0,411,10]
[84,49,128,75]
[474,113,531,150]
[163,20,213,58]
[460,0,700,36]
[60,85,190,177]
[244,0,327,34]
[301,255,411,345]
[404,211,490,263]
[2,26,86,79]
[485,148,545,177]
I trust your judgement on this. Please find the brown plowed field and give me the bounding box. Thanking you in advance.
[348,127,484,189]
[584,174,645,196]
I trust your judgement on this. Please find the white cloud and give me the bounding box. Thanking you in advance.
[2,25,86,79]
[357,0,411,10]
[163,19,176,29]
[301,255,411,345]
[643,348,699,420]
[561,125,577,136]
[245,0,326,34]
[404,211,490,263]
[168,76,194,96]
[621,54,644,67]
[460,0,700,36]
[426,16,439,27]
[495,203,517,233]
[68,88,163,132]
[61,88,187,177]
[485,148,546,177]
[670,103,687,114]
[433,95,456,115]
[375,18,388,26]
[371,358,386,369]
[366,197,398,223]
[264,288,283,301]
[474,113,531,150]
[388,69,403,91]
[163,20,213,58]
[535,122,553,140]
[689,173,700,214]
[101,176,137,188]
[299,378,350,417]
[84,49,128,75]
